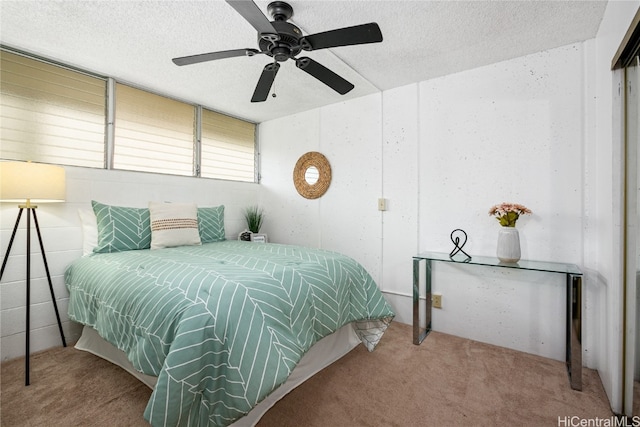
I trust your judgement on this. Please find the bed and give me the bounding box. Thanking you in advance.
[65,203,394,427]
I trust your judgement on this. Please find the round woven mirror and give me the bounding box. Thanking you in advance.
[293,152,332,199]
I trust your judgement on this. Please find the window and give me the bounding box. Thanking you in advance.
[113,83,195,176]
[1,48,258,182]
[0,50,106,168]
[201,108,256,182]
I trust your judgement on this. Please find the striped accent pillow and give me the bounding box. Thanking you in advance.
[92,200,151,253]
[153,218,199,231]
[149,202,201,249]
[197,206,225,243]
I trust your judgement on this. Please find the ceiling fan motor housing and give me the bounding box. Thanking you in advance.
[258,20,303,62]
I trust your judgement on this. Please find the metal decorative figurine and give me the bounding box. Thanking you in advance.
[449,228,472,262]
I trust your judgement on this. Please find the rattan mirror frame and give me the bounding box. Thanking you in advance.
[293,152,332,199]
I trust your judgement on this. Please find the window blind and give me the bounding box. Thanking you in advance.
[0,50,106,168]
[1,49,257,182]
[201,108,255,182]
[113,83,195,176]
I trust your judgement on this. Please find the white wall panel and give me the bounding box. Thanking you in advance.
[318,95,383,282]
[258,109,323,247]
[260,95,385,283]
[380,84,420,301]
[419,44,584,262]
[430,263,565,361]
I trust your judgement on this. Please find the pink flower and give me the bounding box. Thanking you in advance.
[489,203,532,227]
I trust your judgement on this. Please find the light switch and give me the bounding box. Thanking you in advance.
[378,198,387,211]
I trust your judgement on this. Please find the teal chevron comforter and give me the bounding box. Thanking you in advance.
[65,241,394,426]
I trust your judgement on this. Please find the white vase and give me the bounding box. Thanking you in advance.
[496,227,521,262]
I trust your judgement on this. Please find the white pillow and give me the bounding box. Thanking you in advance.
[149,202,201,250]
[78,208,98,256]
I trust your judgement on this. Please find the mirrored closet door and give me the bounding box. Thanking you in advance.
[631,57,640,419]
[624,54,640,419]
[617,9,640,417]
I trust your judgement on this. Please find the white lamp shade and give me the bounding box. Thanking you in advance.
[0,161,66,203]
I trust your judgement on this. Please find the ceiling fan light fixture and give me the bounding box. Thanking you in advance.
[271,46,290,62]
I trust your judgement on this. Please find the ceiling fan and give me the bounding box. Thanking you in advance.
[172,0,383,102]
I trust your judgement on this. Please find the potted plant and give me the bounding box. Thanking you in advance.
[244,205,264,232]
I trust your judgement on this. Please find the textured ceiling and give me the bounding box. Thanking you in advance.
[0,1,607,123]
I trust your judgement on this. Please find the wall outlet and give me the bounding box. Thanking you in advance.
[432,294,442,309]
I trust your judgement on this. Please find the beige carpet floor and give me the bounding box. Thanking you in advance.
[1,322,614,426]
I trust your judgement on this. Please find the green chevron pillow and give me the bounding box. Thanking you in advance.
[92,200,151,253]
[198,205,226,243]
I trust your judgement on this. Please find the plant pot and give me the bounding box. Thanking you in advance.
[496,227,521,263]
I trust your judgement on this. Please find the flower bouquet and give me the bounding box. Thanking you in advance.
[488,203,532,227]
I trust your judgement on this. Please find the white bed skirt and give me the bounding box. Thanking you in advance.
[75,323,361,426]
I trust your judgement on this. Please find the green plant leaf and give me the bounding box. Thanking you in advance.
[244,205,264,233]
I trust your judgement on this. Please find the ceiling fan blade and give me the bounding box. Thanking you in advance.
[251,63,280,102]
[295,57,354,95]
[172,49,261,66]
[302,23,382,51]
[226,0,279,41]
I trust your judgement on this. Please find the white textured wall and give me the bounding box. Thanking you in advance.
[257,109,323,246]
[419,43,586,361]
[380,84,420,324]
[0,166,260,361]
[259,96,384,283]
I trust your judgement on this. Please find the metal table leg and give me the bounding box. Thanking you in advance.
[413,258,432,345]
[566,273,582,390]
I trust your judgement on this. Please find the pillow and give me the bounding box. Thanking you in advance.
[78,208,98,256]
[92,200,151,253]
[198,205,226,243]
[149,202,201,249]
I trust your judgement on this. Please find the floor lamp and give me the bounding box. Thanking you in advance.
[0,161,67,386]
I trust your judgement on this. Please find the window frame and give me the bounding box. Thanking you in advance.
[1,45,259,183]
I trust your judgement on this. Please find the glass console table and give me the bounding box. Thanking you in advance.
[413,251,582,391]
